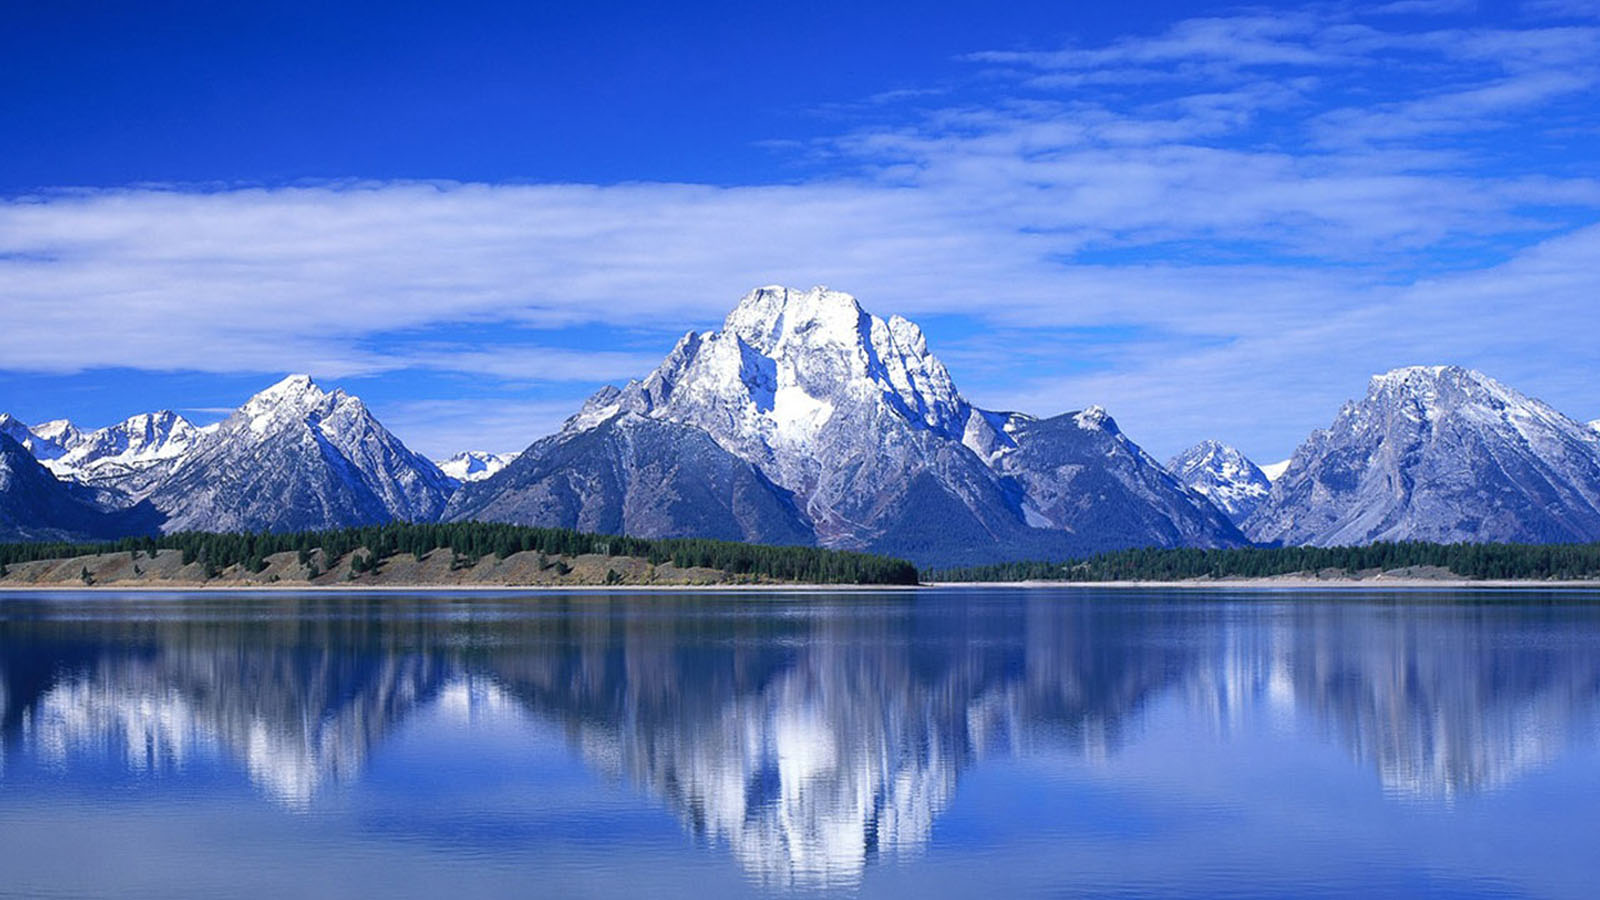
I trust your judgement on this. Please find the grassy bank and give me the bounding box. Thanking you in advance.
[0,522,920,587]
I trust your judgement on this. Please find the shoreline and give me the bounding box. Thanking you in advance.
[0,581,922,593]
[2,578,1598,593]
[929,577,1600,589]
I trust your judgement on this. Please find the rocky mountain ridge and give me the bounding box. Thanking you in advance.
[448,287,1242,565]
[5,292,1600,561]
[1245,366,1600,546]
[1167,440,1273,526]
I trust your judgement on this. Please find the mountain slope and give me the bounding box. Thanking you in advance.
[0,433,161,542]
[994,410,1244,550]
[42,411,202,501]
[147,375,453,533]
[444,413,813,544]
[1246,366,1600,546]
[454,286,1242,565]
[0,414,73,462]
[1167,440,1273,526]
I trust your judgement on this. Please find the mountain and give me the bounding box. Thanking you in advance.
[1259,459,1292,482]
[0,433,161,542]
[0,413,74,461]
[1167,440,1272,525]
[445,413,814,544]
[31,419,85,452]
[449,286,1242,565]
[1246,366,1600,546]
[436,450,518,483]
[1590,419,1600,434]
[146,375,454,533]
[41,411,203,501]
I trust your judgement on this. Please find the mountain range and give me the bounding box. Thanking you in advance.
[3,288,1598,562]
[445,287,1240,565]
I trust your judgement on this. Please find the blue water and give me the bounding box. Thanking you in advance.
[2,588,1598,898]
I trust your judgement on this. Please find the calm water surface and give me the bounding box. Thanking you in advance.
[2,588,1599,898]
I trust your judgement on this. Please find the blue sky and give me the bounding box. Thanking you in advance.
[2,0,1597,460]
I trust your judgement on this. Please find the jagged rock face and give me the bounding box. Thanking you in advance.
[435,450,518,483]
[0,413,74,461]
[1246,366,1600,546]
[995,411,1245,550]
[148,375,453,533]
[444,413,813,545]
[0,434,160,541]
[461,286,1242,565]
[42,411,202,501]
[1167,440,1272,526]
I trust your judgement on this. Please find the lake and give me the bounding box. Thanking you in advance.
[2,587,1598,898]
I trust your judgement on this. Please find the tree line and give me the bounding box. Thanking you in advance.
[0,522,920,586]
[928,541,1600,583]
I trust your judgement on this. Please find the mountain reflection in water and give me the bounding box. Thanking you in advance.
[2,589,1599,891]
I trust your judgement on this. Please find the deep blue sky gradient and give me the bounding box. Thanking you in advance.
[3,0,1188,189]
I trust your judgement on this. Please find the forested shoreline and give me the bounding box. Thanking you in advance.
[0,522,920,586]
[930,541,1600,583]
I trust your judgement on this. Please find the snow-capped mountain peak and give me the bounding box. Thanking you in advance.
[32,419,85,450]
[451,286,1244,564]
[1074,406,1111,431]
[148,375,453,533]
[436,450,519,483]
[1167,440,1271,526]
[0,413,74,461]
[592,286,972,455]
[239,374,344,435]
[1247,365,1600,546]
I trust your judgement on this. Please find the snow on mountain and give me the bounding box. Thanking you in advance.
[1589,419,1600,434]
[31,419,86,451]
[1246,366,1600,546]
[147,374,454,533]
[1167,440,1272,526]
[1259,459,1292,482]
[450,286,1242,565]
[0,413,74,461]
[41,411,202,500]
[436,450,518,483]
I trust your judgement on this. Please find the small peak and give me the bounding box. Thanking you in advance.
[238,375,336,432]
[1074,405,1111,430]
[260,373,319,397]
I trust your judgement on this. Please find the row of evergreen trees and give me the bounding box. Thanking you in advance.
[0,522,920,585]
[929,541,1600,583]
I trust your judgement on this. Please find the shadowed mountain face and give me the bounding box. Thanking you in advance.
[4,591,1599,889]
[0,434,162,542]
[444,413,813,546]
[449,287,1242,566]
